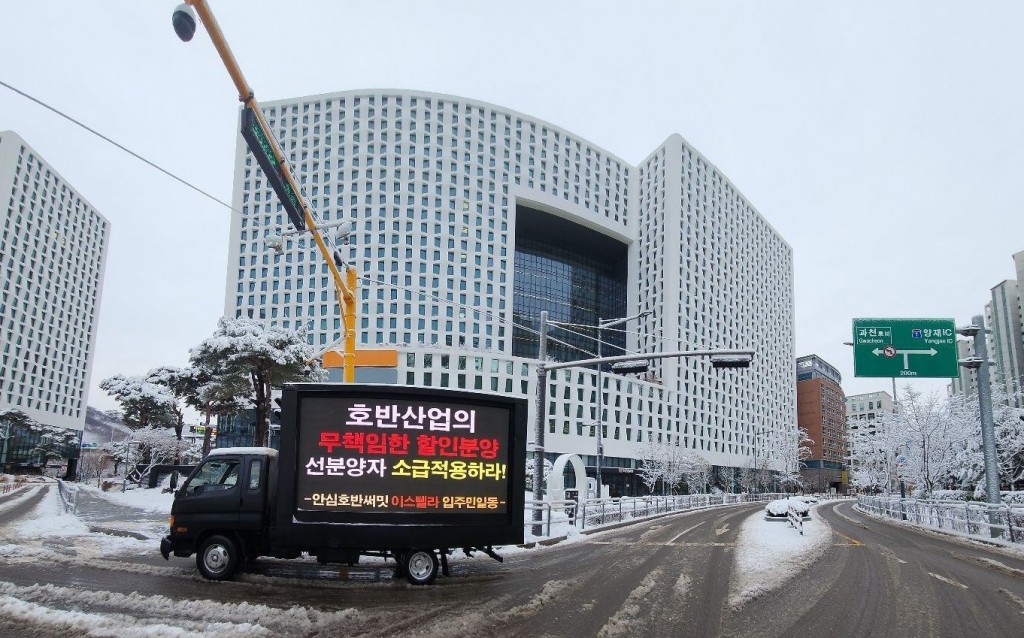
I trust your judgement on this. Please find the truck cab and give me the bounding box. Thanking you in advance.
[160,447,277,580]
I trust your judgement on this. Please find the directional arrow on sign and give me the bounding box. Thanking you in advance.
[872,348,937,357]
[871,348,938,369]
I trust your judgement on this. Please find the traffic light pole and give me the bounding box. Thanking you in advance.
[180,0,357,381]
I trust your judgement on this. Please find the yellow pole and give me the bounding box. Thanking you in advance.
[185,0,357,379]
[345,268,358,382]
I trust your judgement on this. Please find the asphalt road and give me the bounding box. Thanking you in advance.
[721,500,1024,638]
[2,497,1024,636]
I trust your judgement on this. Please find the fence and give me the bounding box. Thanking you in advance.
[787,503,805,535]
[525,492,788,537]
[56,479,77,514]
[0,482,20,496]
[857,496,1024,545]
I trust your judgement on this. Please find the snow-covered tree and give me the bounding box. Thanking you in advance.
[1,409,77,467]
[99,375,177,431]
[779,427,814,491]
[127,427,202,482]
[189,317,323,447]
[145,366,192,440]
[525,456,553,495]
[634,435,687,494]
[679,451,712,494]
[634,435,665,494]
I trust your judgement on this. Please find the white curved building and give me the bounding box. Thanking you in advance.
[225,90,795,494]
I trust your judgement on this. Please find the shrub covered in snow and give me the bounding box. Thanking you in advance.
[1001,491,1024,505]
[765,498,811,518]
[930,489,970,501]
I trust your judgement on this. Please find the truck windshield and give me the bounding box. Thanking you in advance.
[184,459,240,494]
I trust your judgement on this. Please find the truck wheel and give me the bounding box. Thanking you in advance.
[197,535,239,581]
[403,549,438,586]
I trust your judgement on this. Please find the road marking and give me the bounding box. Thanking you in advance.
[587,541,734,547]
[667,521,705,544]
[999,588,1024,614]
[929,572,968,589]
[597,569,661,637]
[715,523,730,536]
[832,503,869,529]
[832,530,864,547]
[952,553,1024,578]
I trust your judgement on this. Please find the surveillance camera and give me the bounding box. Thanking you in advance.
[172,3,197,42]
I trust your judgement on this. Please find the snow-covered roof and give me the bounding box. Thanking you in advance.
[207,447,278,458]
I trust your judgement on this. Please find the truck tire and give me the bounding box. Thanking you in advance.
[197,535,240,581]
[403,549,438,586]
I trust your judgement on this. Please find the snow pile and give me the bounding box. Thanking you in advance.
[729,504,832,608]
[764,497,810,517]
[0,581,362,637]
[77,482,175,515]
[15,488,90,538]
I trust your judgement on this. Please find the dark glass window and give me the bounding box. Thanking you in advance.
[512,206,627,362]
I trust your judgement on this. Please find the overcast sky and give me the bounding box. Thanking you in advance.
[2,1,1022,416]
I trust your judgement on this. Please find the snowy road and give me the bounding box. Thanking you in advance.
[3,488,1024,636]
[723,500,1024,637]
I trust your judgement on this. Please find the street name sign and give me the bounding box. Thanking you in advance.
[852,318,960,378]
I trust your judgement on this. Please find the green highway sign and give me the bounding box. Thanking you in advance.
[852,318,961,379]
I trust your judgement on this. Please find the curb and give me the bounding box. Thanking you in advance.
[87,525,150,540]
[518,500,763,548]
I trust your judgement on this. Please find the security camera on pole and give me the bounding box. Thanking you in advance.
[170,0,359,381]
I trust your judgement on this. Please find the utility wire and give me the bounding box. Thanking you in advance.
[0,79,236,213]
[2,82,742,363]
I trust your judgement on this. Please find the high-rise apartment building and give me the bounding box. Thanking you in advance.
[987,252,1024,406]
[950,251,1023,407]
[224,90,795,494]
[796,354,847,492]
[0,131,109,471]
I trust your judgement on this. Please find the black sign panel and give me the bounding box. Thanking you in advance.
[295,395,513,516]
[240,106,306,231]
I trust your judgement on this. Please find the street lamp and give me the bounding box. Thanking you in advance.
[529,308,754,534]
[170,0,360,381]
[593,310,650,499]
[957,315,1001,537]
[752,426,767,495]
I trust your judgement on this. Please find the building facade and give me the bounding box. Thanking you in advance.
[223,90,796,494]
[0,131,110,472]
[845,390,892,458]
[987,254,1024,406]
[796,354,847,492]
[949,250,1023,408]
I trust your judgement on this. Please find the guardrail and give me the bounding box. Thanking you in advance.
[0,482,19,496]
[787,503,805,535]
[857,496,1024,545]
[57,479,78,514]
[525,492,789,538]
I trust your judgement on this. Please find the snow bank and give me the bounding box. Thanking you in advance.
[729,504,832,608]
[76,482,175,515]
[15,487,90,538]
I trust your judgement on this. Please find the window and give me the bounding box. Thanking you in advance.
[248,459,263,490]
[184,458,240,494]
